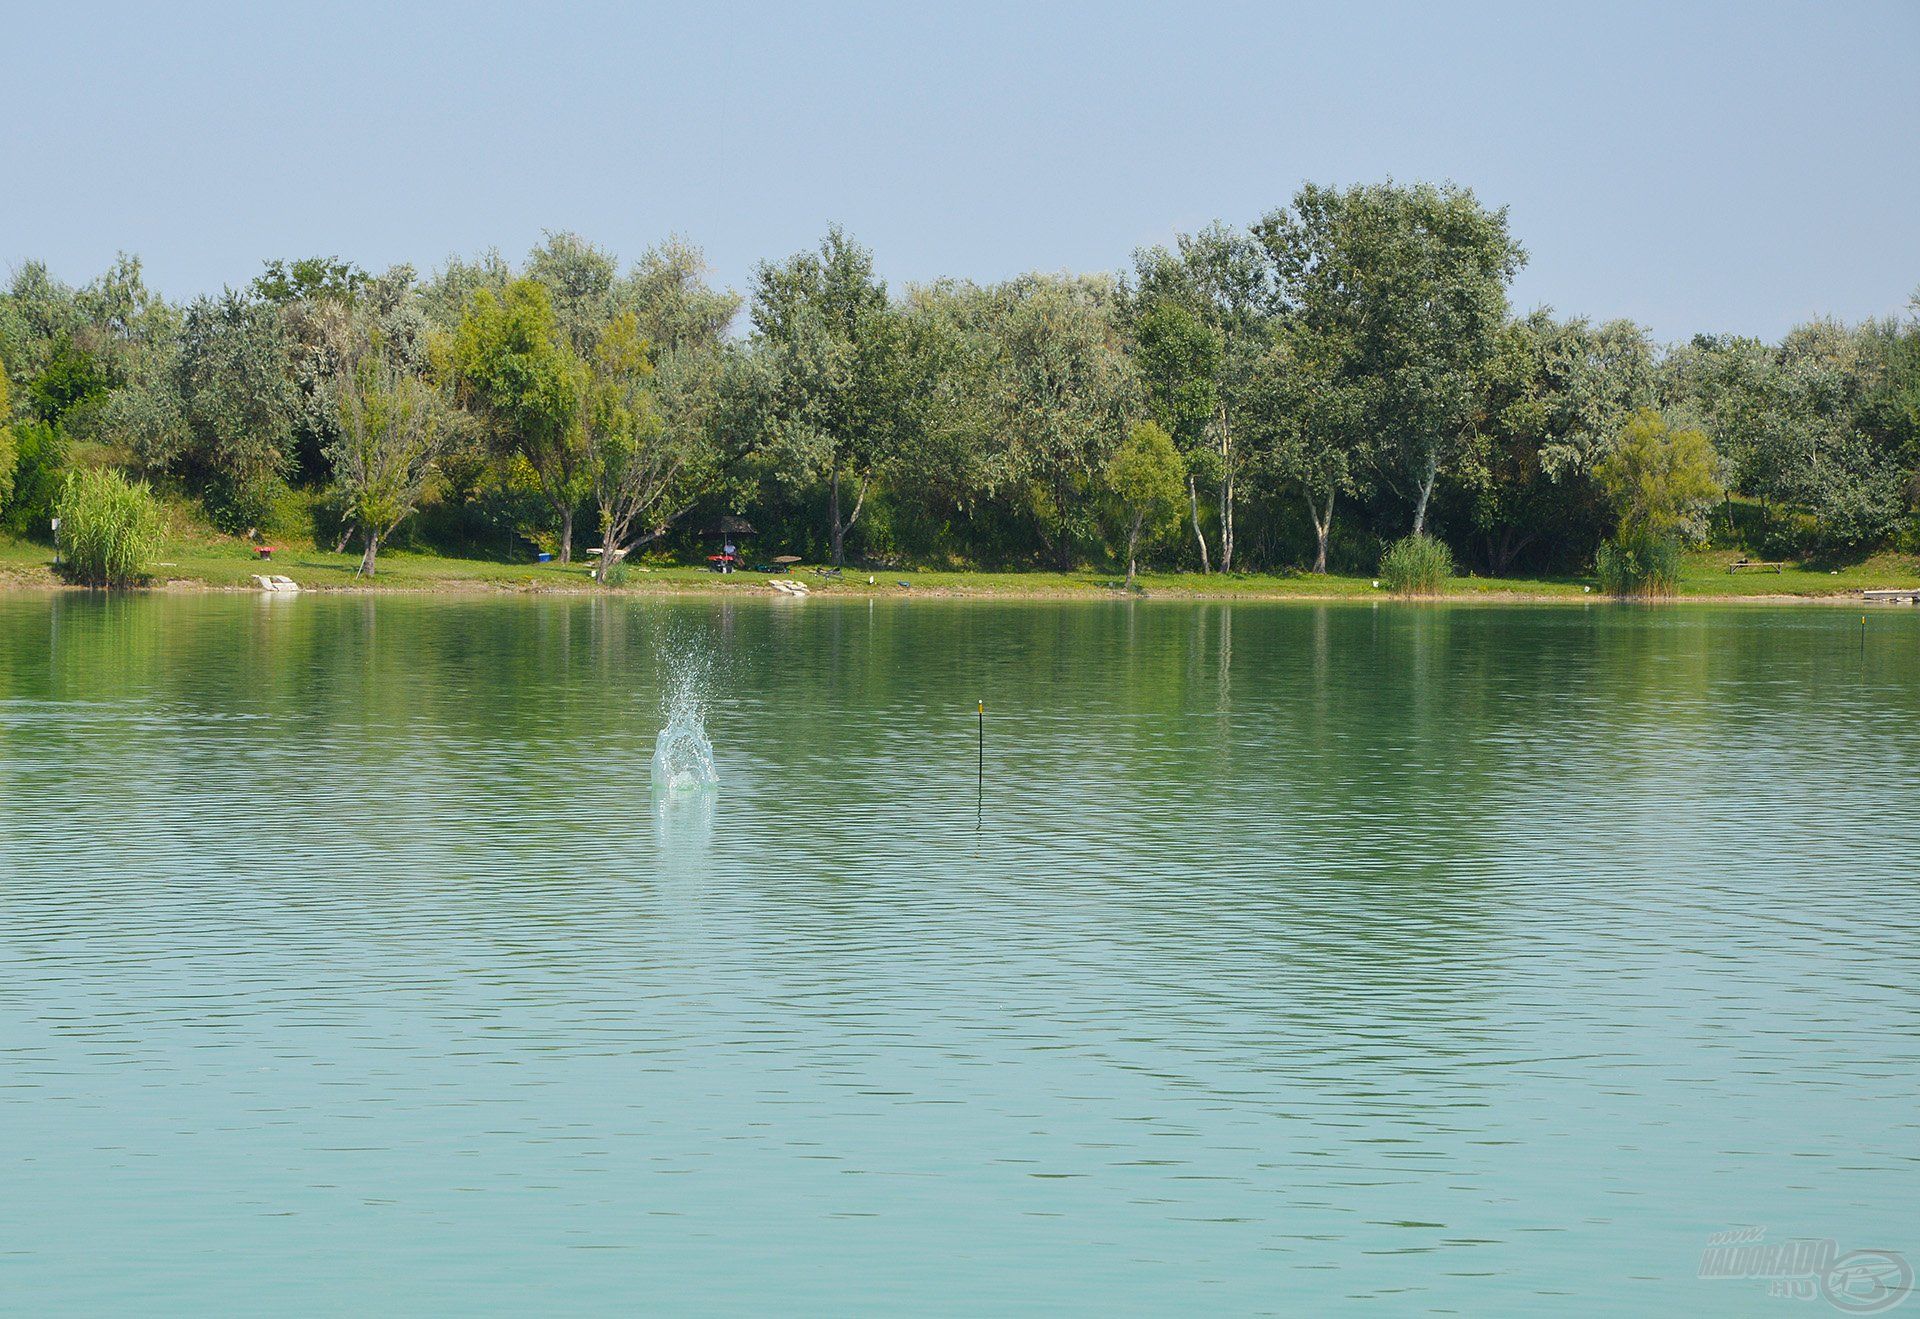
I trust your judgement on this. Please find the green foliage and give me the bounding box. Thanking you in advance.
[329,324,458,575]
[983,273,1136,567]
[1457,311,1656,573]
[1129,225,1268,569]
[1595,409,1722,544]
[3,205,1917,581]
[450,278,587,555]
[56,467,162,586]
[3,420,68,535]
[750,226,906,565]
[1660,321,1916,552]
[1258,182,1524,537]
[1106,420,1186,584]
[0,360,13,508]
[1131,301,1220,448]
[27,335,114,422]
[1590,410,1718,596]
[1379,533,1454,595]
[252,257,369,306]
[176,290,300,528]
[1595,529,1681,597]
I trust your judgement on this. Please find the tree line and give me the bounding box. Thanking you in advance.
[2,180,1916,581]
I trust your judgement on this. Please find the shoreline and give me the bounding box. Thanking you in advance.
[0,569,1907,609]
[8,537,1917,606]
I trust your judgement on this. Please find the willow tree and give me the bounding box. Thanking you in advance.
[751,227,904,566]
[1106,420,1186,587]
[1131,300,1220,570]
[174,290,301,528]
[1597,409,1722,545]
[450,279,586,560]
[0,357,15,508]
[1131,225,1270,571]
[329,327,457,577]
[584,241,740,581]
[1248,323,1367,574]
[580,309,735,583]
[1257,182,1524,537]
[985,273,1136,568]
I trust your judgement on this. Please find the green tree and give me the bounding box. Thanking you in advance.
[251,256,369,306]
[983,273,1136,567]
[587,241,739,580]
[329,324,458,576]
[1106,420,1186,587]
[1247,320,1368,573]
[1131,225,1270,570]
[1257,182,1524,537]
[1460,313,1655,574]
[751,227,904,566]
[0,261,84,383]
[527,232,619,354]
[27,335,114,422]
[618,237,741,357]
[450,279,587,560]
[2,421,67,536]
[1596,408,1722,544]
[420,250,512,330]
[1131,300,1221,569]
[891,280,1009,531]
[174,290,300,527]
[0,358,15,509]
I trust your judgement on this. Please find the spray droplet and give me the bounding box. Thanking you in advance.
[651,640,718,793]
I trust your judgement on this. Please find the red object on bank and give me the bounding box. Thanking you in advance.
[256,546,275,560]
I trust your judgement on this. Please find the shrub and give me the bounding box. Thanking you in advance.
[0,421,14,511]
[56,468,163,587]
[1595,529,1681,597]
[1379,533,1453,595]
[0,363,14,509]
[2,420,69,537]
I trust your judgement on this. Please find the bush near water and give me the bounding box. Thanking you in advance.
[1595,531,1682,597]
[56,468,162,587]
[1380,534,1453,595]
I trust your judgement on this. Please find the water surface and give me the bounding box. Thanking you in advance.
[3,594,1917,1314]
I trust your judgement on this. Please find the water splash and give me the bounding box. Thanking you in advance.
[650,640,718,793]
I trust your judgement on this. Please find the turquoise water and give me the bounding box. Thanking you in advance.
[2,594,1917,1314]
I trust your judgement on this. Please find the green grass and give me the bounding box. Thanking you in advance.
[5,531,1919,601]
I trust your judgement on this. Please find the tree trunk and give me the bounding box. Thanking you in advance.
[829,461,844,567]
[1217,407,1235,572]
[1126,520,1141,589]
[357,528,380,578]
[1188,474,1211,573]
[557,507,574,564]
[333,523,354,554]
[1308,488,1334,574]
[1410,459,1438,537]
[1219,470,1235,571]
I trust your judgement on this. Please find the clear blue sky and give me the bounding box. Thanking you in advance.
[5,0,1915,342]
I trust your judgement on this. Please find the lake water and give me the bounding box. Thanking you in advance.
[3,593,1917,1315]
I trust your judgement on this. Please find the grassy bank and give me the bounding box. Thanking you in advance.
[4,532,1919,602]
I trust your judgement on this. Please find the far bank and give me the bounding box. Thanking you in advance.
[6,535,1920,605]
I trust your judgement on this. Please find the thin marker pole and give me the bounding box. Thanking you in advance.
[977,699,985,830]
